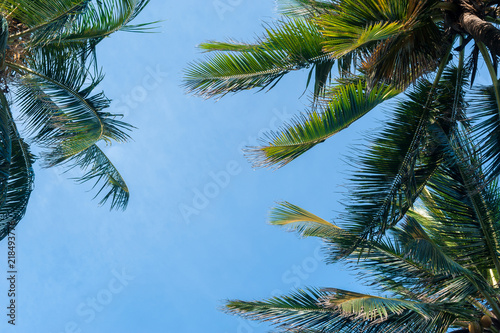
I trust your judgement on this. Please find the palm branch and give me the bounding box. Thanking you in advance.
[228,157,500,331]
[245,77,400,168]
[183,18,334,99]
[0,0,151,239]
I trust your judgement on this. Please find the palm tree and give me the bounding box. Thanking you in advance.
[184,0,500,243]
[0,0,151,240]
[225,67,500,332]
[226,192,500,332]
[184,2,500,330]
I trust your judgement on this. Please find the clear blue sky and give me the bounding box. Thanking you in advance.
[0,1,492,332]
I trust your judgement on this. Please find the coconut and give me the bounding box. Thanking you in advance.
[480,315,492,328]
[469,321,482,333]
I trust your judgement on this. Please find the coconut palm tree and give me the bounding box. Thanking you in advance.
[226,194,500,332]
[184,0,500,244]
[224,66,500,332]
[0,0,151,240]
[185,1,500,331]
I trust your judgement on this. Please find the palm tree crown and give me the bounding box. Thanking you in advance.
[184,0,500,245]
[184,0,500,331]
[226,67,500,332]
[0,0,152,240]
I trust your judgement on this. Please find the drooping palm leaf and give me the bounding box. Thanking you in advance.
[184,18,332,99]
[0,93,34,239]
[245,77,399,169]
[226,288,346,332]
[361,20,447,89]
[269,201,343,239]
[0,0,151,238]
[470,81,500,181]
[320,215,488,305]
[69,144,129,210]
[418,129,500,277]
[11,48,132,165]
[342,66,467,243]
[50,0,154,53]
[320,288,431,321]
[11,49,131,210]
[226,287,471,332]
[0,17,11,208]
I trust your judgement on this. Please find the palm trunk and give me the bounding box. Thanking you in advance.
[455,0,500,57]
[460,13,500,56]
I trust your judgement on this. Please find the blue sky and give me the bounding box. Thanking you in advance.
[0,1,493,333]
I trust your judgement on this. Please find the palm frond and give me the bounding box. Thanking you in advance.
[470,81,500,181]
[321,20,405,59]
[361,21,447,89]
[50,0,155,51]
[320,288,430,321]
[225,288,356,332]
[269,201,342,239]
[276,0,336,18]
[11,48,132,165]
[226,287,468,333]
[183,18,331,99]
[0,91,11,209]
[68,144,129,210]
[5,0,90,45]
[316,0,447,88]
[342,66,467,243]
[394,217,466,277]
[245,77,399,168]
[0,93,34,239]
[317,0,413,54]
[418,129,500,277]
[320,215,482,305]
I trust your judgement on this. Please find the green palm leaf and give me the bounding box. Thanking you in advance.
[226,288,355,332]
[394,217,468,277]
[246,77,399,168]
[317,0,422,54]
[276,0,336,18]
[226,287,470,332]
[11,49,131,210]
[0,92,11,209]
[417,130,500,277]
[343,66,467,242]
[0,93,34,239]
[321,20,405,59]
[317,0,446,88]
[0,0,151,238]
[320,288,431,321]
[12,48,132,165]
[51,0,154,48]
[269,201,342,239]
[183,18,331,99]
[70,144,129,210]
[470,81,500,181]
[5,0,90,45]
